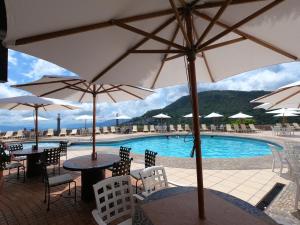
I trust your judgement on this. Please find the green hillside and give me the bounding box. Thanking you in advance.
[130,90,300,125]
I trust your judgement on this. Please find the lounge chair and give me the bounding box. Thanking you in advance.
[143,125,149,132]
[150,125,155,132]
[15,130,24,139]
[3,131,13,139]
[46,129,54,137]
[95,127,101,134]
[70,129,77,136]
[210,124,216,132]
[110,126,116,133]
[59,128,67,136]
[132,125,138,133]
[201,124,208,131]
[293,123,300,130]
[169,124,175,132]
[240,124,249,133]
[225,124,234,132]
[177,124,183,132]
[184,124,191,132]
[219,124,225,132]
[233,124,241,132]
[249,124,260,132]
[102,126,109,134]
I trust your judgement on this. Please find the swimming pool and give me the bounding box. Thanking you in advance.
[68,135,280,158]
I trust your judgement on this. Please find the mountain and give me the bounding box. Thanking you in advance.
[130,90,300,125]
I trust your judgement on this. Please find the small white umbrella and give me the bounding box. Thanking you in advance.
[229,112,253,119]
[204,112,223,118]
[22,116,49,121]
[75,115,93,129]
[153,113,171,119]
[183,113,201,118]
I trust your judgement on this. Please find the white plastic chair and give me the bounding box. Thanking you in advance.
[3,131,13,139]
[143,125,149,132]
[70,129,77,136]
[92,175,134,225]
[249,124,259,132]
[169,124,175,132]
[149,125,155,132]
[15,130,24,139]
[210,124,216,132]
[132,125,138,133]
[103,127,109,134]
[59,128,67,136]
[110,126,116,133]
[233,124,240,132]
[46,129,54,137]
[177,124,183,132]
[201,124,208,131]
[184,124,190,132]
[95,127,101,134]
[225,124,234,132]
[269,144,290,176]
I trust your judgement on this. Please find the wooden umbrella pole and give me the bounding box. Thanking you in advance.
[185,10,205,219]
[34,106,39,148]
[92,85,97,160]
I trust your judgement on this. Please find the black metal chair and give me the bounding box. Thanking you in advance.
[111,160,132,177]
[130,149,158,193]
[41,147,61,175]
[107,146,133,173]
[59,141,68,160]
[0,145,25,182]
[42,158,76,211]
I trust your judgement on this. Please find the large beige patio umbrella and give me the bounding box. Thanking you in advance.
[0,95,78,147]
[14,75,154,160]
[251,81,300,110]
[3,0,300,219]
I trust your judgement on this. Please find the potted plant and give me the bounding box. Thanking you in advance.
[0,143,10,193]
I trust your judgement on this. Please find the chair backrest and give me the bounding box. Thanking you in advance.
[169,124,174,130]
[60,128,66,134]
[249,124,255,129]
[143,125,148,131]
[48,129,53,134]
[201,124,207,130]
[8,143,23,152]
[140,166,169,196]
[17,130,23,136]
[184,124,190,131]
[150,125,155,130]
[233,124,240,130]
[5,131,13,137]
[95,127,101,133]
[240,124,247,130]
[145,150,158,168]
[71,129,77,134]
[119,146,132,162]
[111,160,131,177]
[132,125,137,132]
[226,124,232,131]
[88,128,93,134]
[210,124,216,130]
[111,126,116,132]
[269,144,284,162]
[59,141,68,155]
[42,148,61,166]
[93,175,134,225]
[285,146,300,174]
[177,124,182,130]
[103,127,108,132]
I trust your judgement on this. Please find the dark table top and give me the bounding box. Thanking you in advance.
[13,147,46,156]
[63,153,120,171]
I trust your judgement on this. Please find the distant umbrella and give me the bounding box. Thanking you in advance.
[229,112,253,119]
[204,112,223,118]
[153,113,171,119]
[183,113,201,118]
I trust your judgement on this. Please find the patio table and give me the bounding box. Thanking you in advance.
[133,187,277,225]
[63,153,120,202]
[13,147,46,178]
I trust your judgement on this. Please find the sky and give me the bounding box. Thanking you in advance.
[1,50,300,130]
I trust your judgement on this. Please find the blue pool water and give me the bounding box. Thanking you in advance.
[70,135,280,158]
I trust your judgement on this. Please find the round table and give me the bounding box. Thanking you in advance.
[63,153,120,202]
[13,147,46,178]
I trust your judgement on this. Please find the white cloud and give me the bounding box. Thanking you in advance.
[8,50,17,66]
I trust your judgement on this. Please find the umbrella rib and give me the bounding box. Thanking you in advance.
[102,86,117,103]
[62,81,89,92]
[195,0,232,48]
[96,84,104,94]
[151,24,180,89]
[112,85,144,100]
[40,80,86,97]
[196,0,284,52]
[112,20,185,50]
[130,49,184,54]
[78,83,94,102]
[90,16,175,83]
[14,78,82,87]
[269,90,300,109]
[201,52,215,82]
[121,85,153,93]
[193,11,297,60]
[169,0,190,47]
[12,0,262,45]
[251,86,292,102]
[97,85,122,94]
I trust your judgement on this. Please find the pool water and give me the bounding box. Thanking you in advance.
[71,135,280,158]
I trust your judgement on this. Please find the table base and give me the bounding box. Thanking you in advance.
[81,169,105,202]
[26,154,42,178]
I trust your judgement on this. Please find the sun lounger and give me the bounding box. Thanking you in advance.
[46,129,54,137]
[210,124,216,132]
[249,124,260,132]
[132,125,138,133]
[184,124,191,132]
[103,127,109,134]
[226,124,234,132]
[177,124,183,132]
[169,124,175,132]
[87,128,93,135]
[150,125,155,132]
[143,125,149,132]
[70,129,77,136]
[15,130,24,139]
[293,123,300,130]
[201,124,208,131]
[59,128,67,136]
[233,124,241,132]
[240,124,250,133]
[219,124,225,131]
[111,126,116,133]
[95,127,101,134]
[3,131,13,139]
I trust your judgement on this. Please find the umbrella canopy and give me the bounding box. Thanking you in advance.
[273,112,298,117]
[229,112,253,119]
[251,81,300,110]
[153,113,171,119]
[0,95,78,146]
[253,102,271,110]
[4,0,300,219]
[204,112,223,118]
[14,75,154,159]
[183,113,201,118]
[266,108,300,114]
[22,116,49,121]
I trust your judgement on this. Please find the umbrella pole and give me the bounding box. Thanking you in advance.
[34,106,38,148]
[186,11,205,219]
[92,86,97,160]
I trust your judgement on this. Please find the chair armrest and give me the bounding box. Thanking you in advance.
[133,194,144,202]
[168,181,184,187]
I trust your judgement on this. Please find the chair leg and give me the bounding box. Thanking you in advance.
[23,167,26,183]
[68,182,71,195]
[47,187,50,211]
[44,185,47,203]
[74,181,77,203]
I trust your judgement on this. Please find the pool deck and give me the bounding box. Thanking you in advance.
[3,130,300,224]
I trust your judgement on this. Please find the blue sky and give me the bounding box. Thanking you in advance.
[1,50,300,130]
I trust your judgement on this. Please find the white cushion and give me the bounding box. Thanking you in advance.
[49,174,73,186]
[130,169,142,180]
